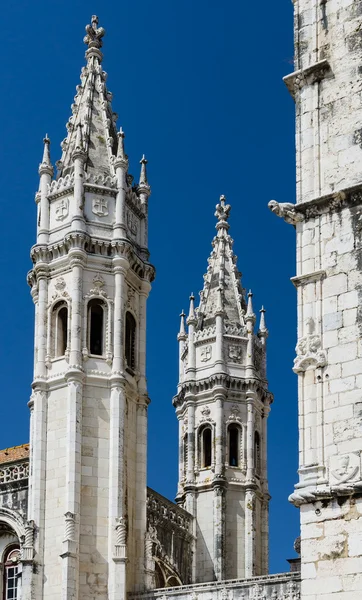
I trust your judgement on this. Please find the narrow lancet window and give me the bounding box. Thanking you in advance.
[53,301,68,358]
[201,427,212,468]
[228,424,240,467]
[125,312,136,370]
[88,300,104,356]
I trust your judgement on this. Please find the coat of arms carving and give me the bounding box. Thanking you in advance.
[200,345,212,362]
[229,345,242,362]
[55,198,69,221]
[92,197,108,216]
[127,211,138,236]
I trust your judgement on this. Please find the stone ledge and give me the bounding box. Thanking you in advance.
[291,270,326,288]
[283,59,332,99]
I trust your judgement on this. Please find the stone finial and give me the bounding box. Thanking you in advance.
[139,154,148,185]
[215,195,231,229]
[117,127,126,159]
[245,290,256,324]
[187,293,197,325]
[259,306,268,334]
[39,134,54,176]
[179,310,186,334]
[84,15,105,50]
[268,199,304,226]
[114,127,128,170]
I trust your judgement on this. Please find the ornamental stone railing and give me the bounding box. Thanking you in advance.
[0,460,29,487]
[129,572,301,600]
[147,488,194,585]
[147,488,193,534]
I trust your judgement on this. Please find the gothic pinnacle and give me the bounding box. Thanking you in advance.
[259,306,268,334]
[39,134,54,177]
[115,127,128,169]
[178,310,187,340]
[187,293,197,324]
[245,290,256,324]
[139,154,149,186]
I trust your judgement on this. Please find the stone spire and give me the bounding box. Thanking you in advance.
[57,15,119,178]
[198,195,247,328]
[38,135,53,176]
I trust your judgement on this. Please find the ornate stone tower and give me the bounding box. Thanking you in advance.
[25,16,154,600]
[174,197,272,583]
[270,0,362,597]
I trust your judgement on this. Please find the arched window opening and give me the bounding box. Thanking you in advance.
[228,424,240,467]
[56,305,68,357]
[201,427,212,468]
[255,431,261,476]
[88,300,104,356]
[3,546,21,600]
[125,312,136,370]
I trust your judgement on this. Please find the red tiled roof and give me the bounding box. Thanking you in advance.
[0,444,29,465]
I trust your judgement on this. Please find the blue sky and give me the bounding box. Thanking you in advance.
[2,0,298,575]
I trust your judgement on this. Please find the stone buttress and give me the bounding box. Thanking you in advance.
[270,0,362,598]
[25,16,155,600]
[173,197,273,583]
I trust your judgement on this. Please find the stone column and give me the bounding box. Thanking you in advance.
[261,404,270,575]
[61,253,85,600]
[214,394,224,477]
[246,397,255,481]
[134,401,148,591]
[109,256,128,600]
[177,415,184,496]
[29,268,48,600]
[185,398,196,514]
[213,485,225,581]
[138,280,151,396]
[108,385,127,600]
[245,396,256,578]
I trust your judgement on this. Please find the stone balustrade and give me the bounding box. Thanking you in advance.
[130,573,300,600]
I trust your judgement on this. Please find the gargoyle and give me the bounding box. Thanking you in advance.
[268,200,304,226]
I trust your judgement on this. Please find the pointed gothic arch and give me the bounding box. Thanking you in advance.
[227,423,242,467]
[198,424,213,469]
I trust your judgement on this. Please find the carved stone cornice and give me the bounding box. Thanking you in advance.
[30,233,154,282]
[283,59,332,99]
[173,375,271,409]
[296,183,362,219]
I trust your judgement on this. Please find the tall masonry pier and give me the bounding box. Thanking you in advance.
[270,1,362,598]
[26,16,154,600]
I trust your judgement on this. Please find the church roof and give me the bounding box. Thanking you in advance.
[57,16,119,178]
[0,444,29,465]
[197,196,247,328]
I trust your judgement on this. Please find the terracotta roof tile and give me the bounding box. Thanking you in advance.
[0,444,29,465]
